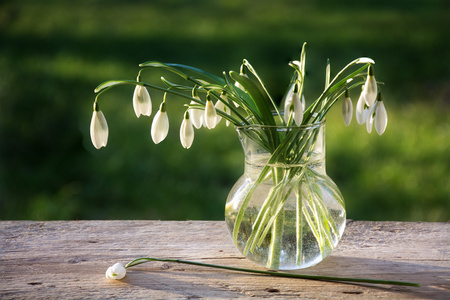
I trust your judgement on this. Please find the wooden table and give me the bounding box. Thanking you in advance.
[1,220,448,299]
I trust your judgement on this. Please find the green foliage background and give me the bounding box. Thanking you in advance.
[0,0,448,221]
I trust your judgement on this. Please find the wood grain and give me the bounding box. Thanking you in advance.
[0,220,449,299]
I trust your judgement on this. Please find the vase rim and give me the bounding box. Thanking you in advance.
[235,120,325,131]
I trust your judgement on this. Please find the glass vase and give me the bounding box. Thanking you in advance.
[225,121,346,270]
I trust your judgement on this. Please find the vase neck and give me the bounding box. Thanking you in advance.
[237,122,326,169]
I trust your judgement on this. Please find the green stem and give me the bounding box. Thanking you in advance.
[296,183,303,265]
[267,209,283,269]
[124,257,420,287]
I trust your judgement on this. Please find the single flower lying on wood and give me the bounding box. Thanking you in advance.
[104,257,420,287]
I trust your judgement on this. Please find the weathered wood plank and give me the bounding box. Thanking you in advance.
[0,221,449,299]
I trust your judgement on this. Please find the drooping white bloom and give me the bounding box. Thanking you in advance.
[283,83,295,117]
[363,107,370,124]
[356,85,367,125]
[180,111,195,149]
[214,99,225,126]
[374,100,388,135]
[292,92,304,126]
[204,96,217,129]
[355,57,375,64]
[365,93,388,135]
[151,102,169,144]
[90,103,109,149]
[189,99,203,129]
[366,100,377,134]
[133,85,152,118]
[291,60,301,69]
[214,92,231,127]
[342,90,353,126]
[284,82,305,111]
[105,263,126,280]
[284,84,303,126]
[362,65,377,106]
[366,111,374,134]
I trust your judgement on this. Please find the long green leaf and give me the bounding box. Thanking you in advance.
[138,61,190,80]
[139,61,225,85]
[125,257,420,287]
[229,71,275,126]
[94,80,140,93]
[243,59,282,118]
[166,63,226,84]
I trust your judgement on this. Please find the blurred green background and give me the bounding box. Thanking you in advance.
[0,0,448,221]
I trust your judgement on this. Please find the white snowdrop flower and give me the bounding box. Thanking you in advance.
[189,99,204,129]
[365,92,388,135]
[105,263,126,280]
[133,84,152,118]
[283,83,295,120]
[284,81,305,110]
[180,111,195,149]
[342,89,353,126]
[374,99,388,135]
[362,65,377,106]
[151,101,169,144]
[284,84,303,126]
[291,60,301,68]
[292,93,304,126]
[214,98,225,126]
[215,92,231,127]
[204,95,217,129]
[367,92,388,135]
[366,104,375,134]
[356,85,367,125]
[356,57,375,64]
[90,103,109,149]
[189,88,203,129]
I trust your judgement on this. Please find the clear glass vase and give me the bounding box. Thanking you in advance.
[225,121,346,270]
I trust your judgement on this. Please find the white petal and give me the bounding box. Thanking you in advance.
[235,81,244,90]
[363,76,377,106]
[234,73,248,91]
[366,113,374,134]
[291,60,301,68]
[342,96,353,126]
[292,92,303,126]
[363,108,370,123]
[180,118,194,149]
[375,101,388,135]
[151,110,169,144]
[356,57,375,64]
[133,85,152,118]
[204,99,217,129]
[90,110,109,149]
[301,94,306,111]
[365,103,377,134]
[214,99,225,125]
[283,84,295,123]
[356,90,366,125]
[105,263,126,280]
[189,100,203,129]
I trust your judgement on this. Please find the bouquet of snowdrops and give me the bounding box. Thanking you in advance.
[90,43,387,151]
